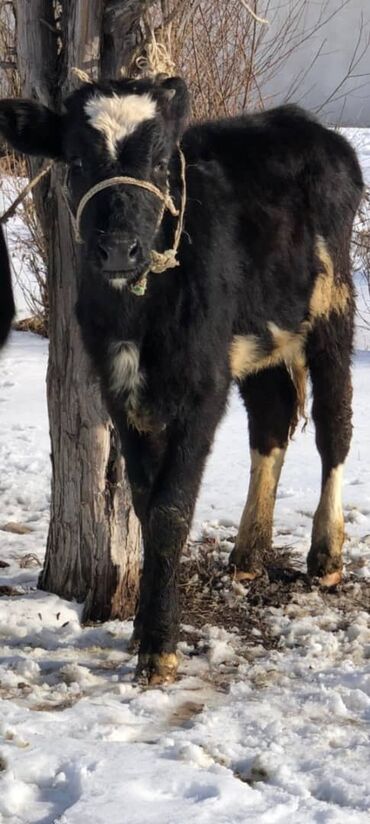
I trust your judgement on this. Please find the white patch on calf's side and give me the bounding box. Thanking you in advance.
[229,325,307,382]
[229,235,348,389]
[85,93,157,158]
[310,237,350,320]
[229,325,308,427]
[229,335,260,378]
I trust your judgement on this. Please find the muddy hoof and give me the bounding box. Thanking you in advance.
[233,569,260,582]
[135,652,179,686]
[229,547,263,582]
[307,544,342,588]
[318,570,342,587]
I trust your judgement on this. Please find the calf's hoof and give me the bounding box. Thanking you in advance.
[317,570,342,587]
[229,546,264,582]
[307,544,342,587]
[135,652,178,686]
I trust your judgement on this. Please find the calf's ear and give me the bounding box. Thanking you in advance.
[0,99,63,158]
[157,77,191,142]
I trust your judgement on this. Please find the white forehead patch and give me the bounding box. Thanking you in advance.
[85,92,157,158]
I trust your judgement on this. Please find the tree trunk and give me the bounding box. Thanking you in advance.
[15,0,145,622]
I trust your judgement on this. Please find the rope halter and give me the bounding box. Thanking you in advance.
[72,176,179,242]
[0,147,187,298]
[63,147,187,296]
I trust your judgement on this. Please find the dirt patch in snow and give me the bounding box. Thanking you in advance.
[180,538,370,651]
[0,585,23,597]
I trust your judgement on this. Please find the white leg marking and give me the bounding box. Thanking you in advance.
[312,465,344,573]
[234,447,286,579]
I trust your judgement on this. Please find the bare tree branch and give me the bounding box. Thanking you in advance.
[239,0,268,26]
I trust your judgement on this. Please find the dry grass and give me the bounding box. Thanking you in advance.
[0,156,48,333]
[180,537,303,650]
[0,585,22,596]
[180,536,370,651]
[14,315,48,337]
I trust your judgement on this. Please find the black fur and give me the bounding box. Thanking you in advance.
[0,99,62,158]
[0,78,364,679]
[0,224,15,347]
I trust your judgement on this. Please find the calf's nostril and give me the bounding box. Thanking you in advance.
[128,240,139,261]
[97,241,109,262]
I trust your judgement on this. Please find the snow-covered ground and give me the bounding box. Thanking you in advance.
[0,132,370,823]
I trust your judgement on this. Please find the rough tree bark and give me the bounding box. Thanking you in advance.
[14,1,148,621]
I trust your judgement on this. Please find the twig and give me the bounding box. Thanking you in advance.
[0,162,52,225]
[239,0,268,25]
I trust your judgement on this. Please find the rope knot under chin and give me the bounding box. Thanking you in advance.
[129,248,180,297]
[150,248,180,273]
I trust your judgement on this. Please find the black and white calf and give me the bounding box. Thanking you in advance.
[0,77,363,684]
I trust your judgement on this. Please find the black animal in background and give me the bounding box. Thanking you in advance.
[0,76,363,684]
[0,223,15,347]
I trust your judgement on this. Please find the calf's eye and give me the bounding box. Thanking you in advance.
[70,158,83,173]
[154,160,167,173]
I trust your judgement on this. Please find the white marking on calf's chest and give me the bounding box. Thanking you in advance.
[85,93,157,158]
[108,342,158,433]
[108,341,143,399]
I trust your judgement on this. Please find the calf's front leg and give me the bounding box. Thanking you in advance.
[136,401,227,685]
[136,501,189,685]
[112,420,167,652]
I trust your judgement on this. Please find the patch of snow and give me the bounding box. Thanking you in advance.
[0,176,44,320]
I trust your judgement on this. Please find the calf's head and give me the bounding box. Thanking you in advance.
[0,76,190,288]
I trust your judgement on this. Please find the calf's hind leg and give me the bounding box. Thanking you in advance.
[230,365,297,579]
[307,316,353,586]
